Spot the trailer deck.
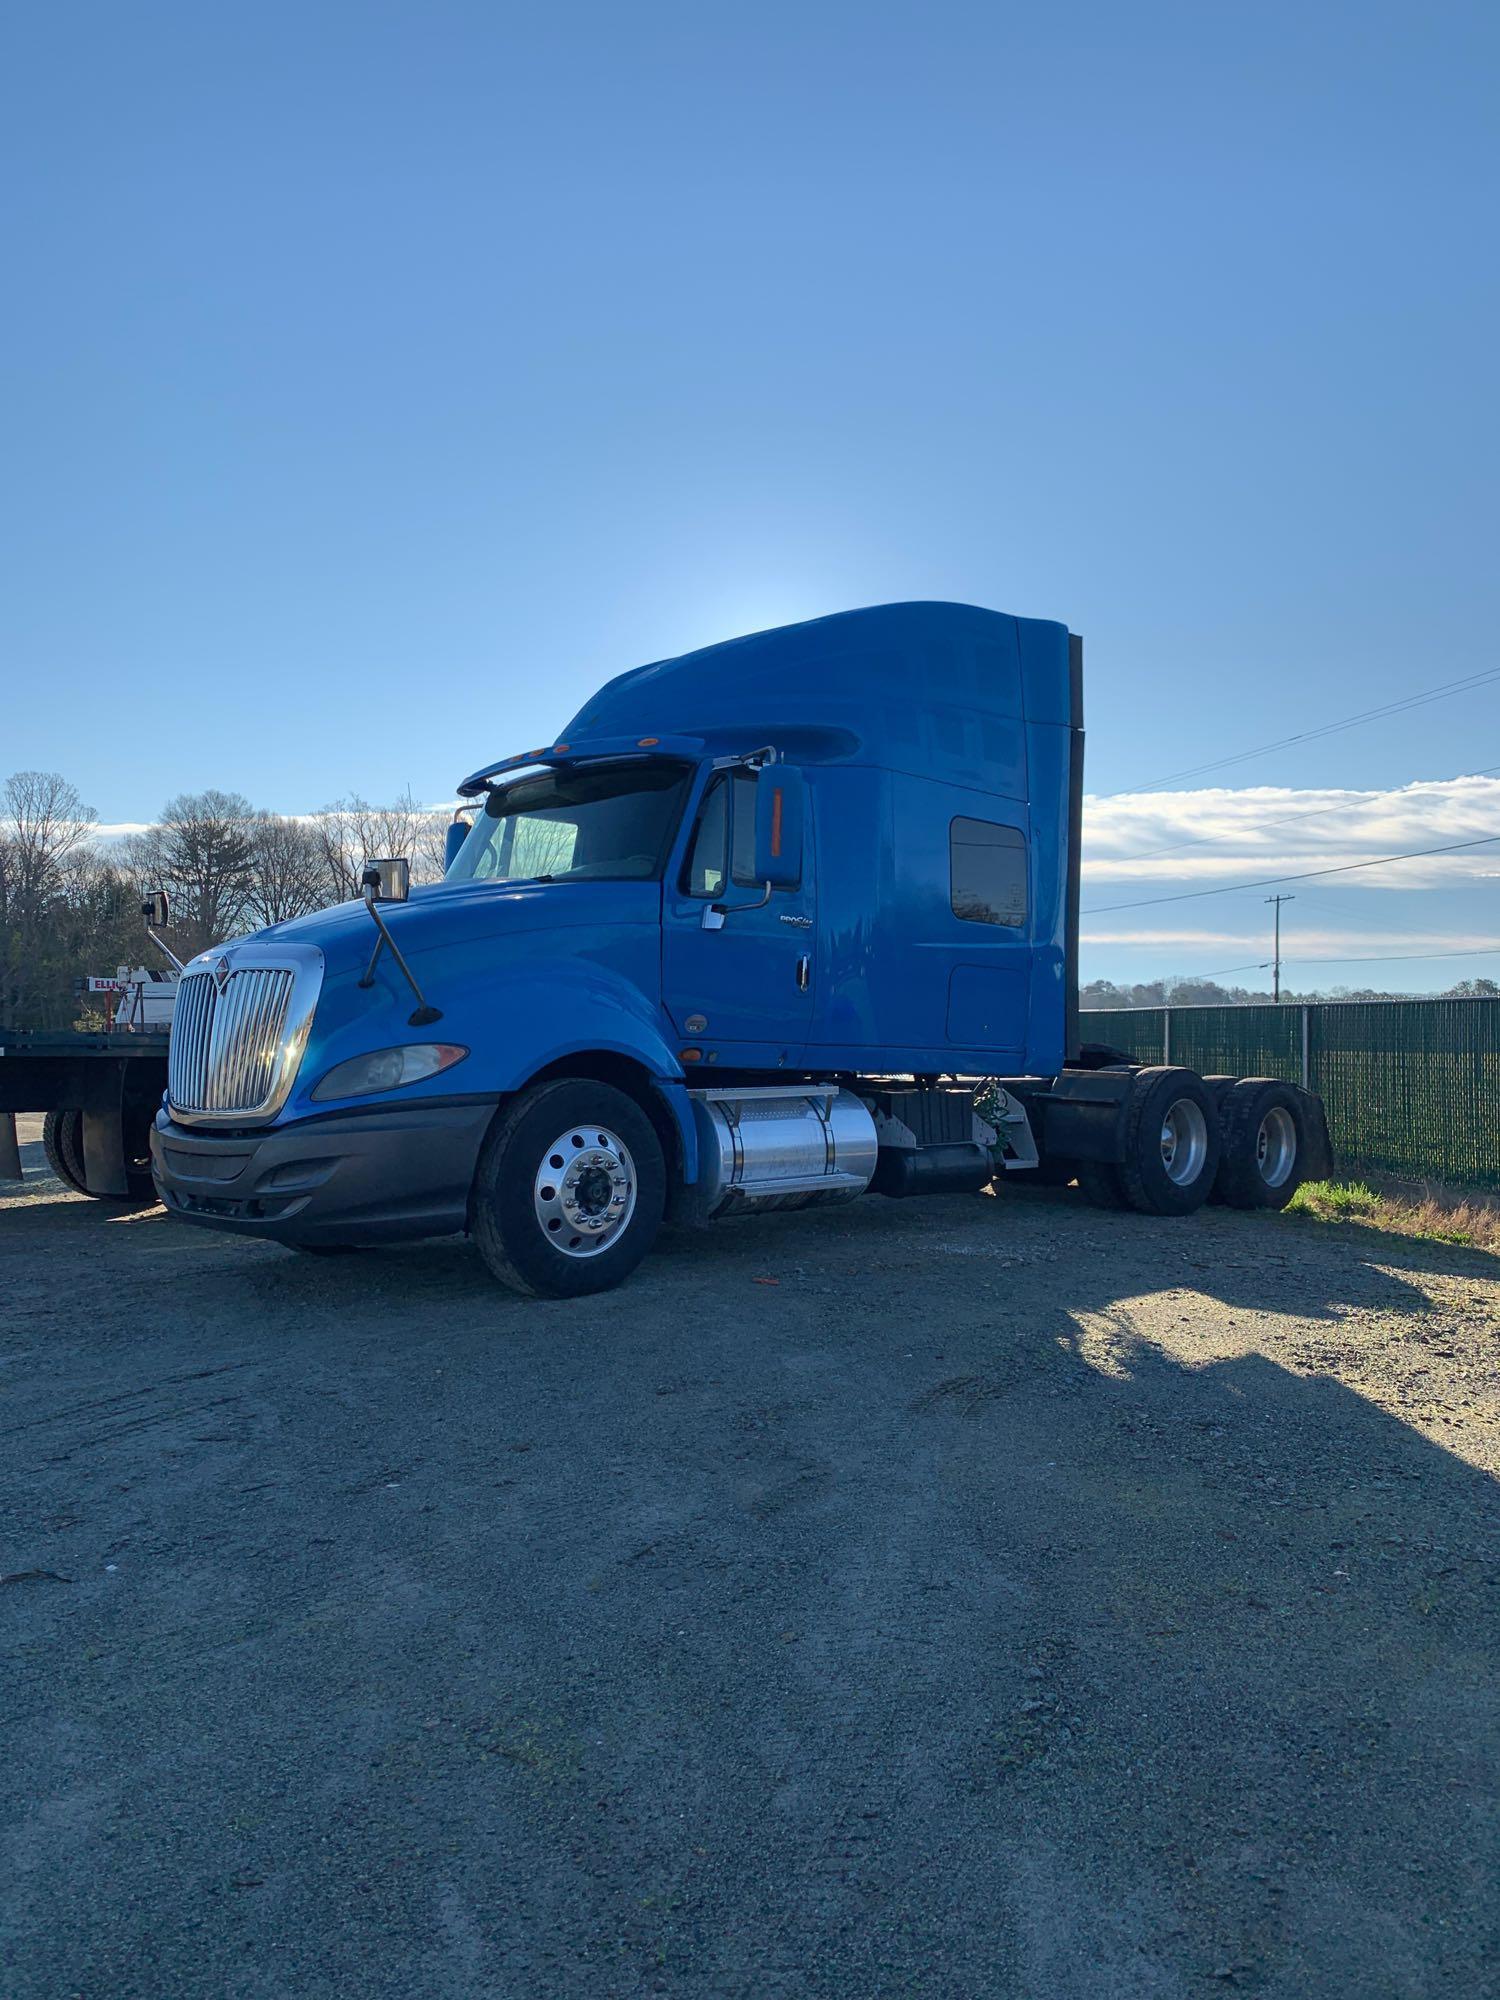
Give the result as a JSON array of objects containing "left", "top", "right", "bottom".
[{"left": 0, "top": 1030, "right": 168, "bottom": 1195}]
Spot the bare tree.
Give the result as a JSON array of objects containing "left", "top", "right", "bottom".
[
  {"left": 246, "top": 812, "right": 326, "bottom": 928},
  {"left": 0, "top": 772, "right": 144, "bottom": 1028},
  {"left": 1, "top": 771, "right": 97, "bottom": 915},
  {"left": 414, "top": 805, "right": 458, "bottom": 883},
  {"left": 313, "top": 791, "right": 450, "bottom": 901},
  {"left": 0, "top": 772, "right": 100, "bottom": 1023},
  {"left": 124, "top": 789, "right": 255, "bottom": 956}
]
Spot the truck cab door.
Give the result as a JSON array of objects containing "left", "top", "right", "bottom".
[{"left": 661, "top": 767, "right": 815, "bottom": 1060}]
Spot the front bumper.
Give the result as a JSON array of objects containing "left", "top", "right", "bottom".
[{"left": 151, "top": 1099, "right": 496, "bottom": 1245}]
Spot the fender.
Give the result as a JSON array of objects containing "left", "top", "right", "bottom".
[
  {"left": 476, "top": 962, "right": 686, "bottom": 1095},
  {"left": 284, "top": 954, "right": 700, "bottom": 1180},
  {"left": 482, "top": 965, "right": 699, "bottom": 1184}
]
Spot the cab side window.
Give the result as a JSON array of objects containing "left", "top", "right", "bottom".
[
  {"left": 951, "top": 817, "right": 1027, "bottom": 927},
  {"left": 683, "top": 771, "right": 760, "bottom": 897}
]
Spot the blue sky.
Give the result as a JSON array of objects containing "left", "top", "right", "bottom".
[{"left": 2, "top": 2, "right": 1497, "bottom": 988}]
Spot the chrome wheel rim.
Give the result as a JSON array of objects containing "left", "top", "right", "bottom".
[
  {"left": 1256, "top": 1106, "right": 1297, "bottom": 1187},
  {"left": 1160, "top": 1098, "right": 1209, "bottom": 1186},
  {"left": 533, "top": 1125, "right": 637, "bottom": 1257}
]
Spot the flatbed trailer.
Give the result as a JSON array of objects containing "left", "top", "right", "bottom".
[{"left": 0, "top": 1030, "right": 167, "bottom": 1199}]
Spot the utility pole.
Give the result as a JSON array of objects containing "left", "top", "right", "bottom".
[{"left": 1266, "top": 894, "right": 1294, "bottom": 1002}]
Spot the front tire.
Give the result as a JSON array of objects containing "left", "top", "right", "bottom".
[{"left": 472, "top": 1078, "right": 665, "bottom": 1299}]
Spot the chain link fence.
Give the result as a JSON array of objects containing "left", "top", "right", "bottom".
[{"left": 1084, "top": 999, "right": 1500, "bottom": 1191}]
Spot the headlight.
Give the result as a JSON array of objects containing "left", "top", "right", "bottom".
[{"left": 310, "top": 1043, "right": 468, "bottom": 1102}]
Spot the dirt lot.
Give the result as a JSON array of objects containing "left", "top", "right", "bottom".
[{"left": 3, "top": 1113, "right": 1499, "bottom": 1999}]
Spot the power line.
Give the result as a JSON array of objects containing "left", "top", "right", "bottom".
[
  {"left": 1293, "top": 888, "right": 1462, "bottom": 947},
  {"left": 1283, "top": 945, "right": 1500, "bottom": 968},
  {"left": 1101, "top": 665, "right": 1500, "bottom": 799},
  {"left": 1082, "top": 830, "right": 1500, "bottom": 916},
  {"left": 1105, "top": 790, "right": 1384, "bottom": 862}
]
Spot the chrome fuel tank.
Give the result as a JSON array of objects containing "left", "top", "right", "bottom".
[{"left": 688, "top": 1086, "right": 878, "bottom": 1218}]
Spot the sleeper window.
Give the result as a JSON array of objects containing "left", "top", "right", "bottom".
[{"left": 950, "top": 818, "right": 1027, "bottom": 927}]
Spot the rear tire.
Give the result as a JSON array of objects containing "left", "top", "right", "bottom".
[
  {"left": 472, "top": 1078, "right": 665, "bottom": 1299},
  {"left": 1199, "top": 1080, "right": 1236, "bottom": 1202},
  {"left": 1116, "top": 1067, "right": 1221, "bottom": 1216},
  {"left": 1215, "top": 1079, "right": 1309, "bottom": 1210}
]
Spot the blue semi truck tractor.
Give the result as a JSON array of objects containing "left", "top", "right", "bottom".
[{"left": 150, "top": 603, "right": 1330, "bottom": 1297}]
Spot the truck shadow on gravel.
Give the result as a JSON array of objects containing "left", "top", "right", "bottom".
[{"left": 5, "top": 1185, "right": 1499, "bottom": 1999}]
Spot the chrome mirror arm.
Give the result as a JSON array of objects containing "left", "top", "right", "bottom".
[
  {"left": 145, "top": 926, "right": 185, "bottom": 974},
  {"left": 357, "top": 872, "right": 442, "bottom": 1025},
  {"left": 701, "top": 882, "right": 772, "bottom": 928}
]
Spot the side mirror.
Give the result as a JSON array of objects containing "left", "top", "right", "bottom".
[
  {"left": 362, "top": 857, "right": 411, "bottom": 903},
  {"left": 141, "top": 891, "right": 169, "bottom": 927},
  {"left": 443, "top": 819, "right": 469, "bottom": 871},
  {"left": 753, "top": 765, "right": 805, "bottom": 889}
]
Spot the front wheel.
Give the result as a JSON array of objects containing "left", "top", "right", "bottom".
[{"left": 472, "top": 1079, "right": 665, "bottom": 1299}]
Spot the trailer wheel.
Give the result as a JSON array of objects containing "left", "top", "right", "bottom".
[
  {"left": 1215, "top": 1079, "right": 1309, "bottom": 1210},
  {"left": 472, "top": 1078, "right": 665, "bottom": 1299},
  {"left": 1116, "top": 1067, "right": 1221, "bottom": 1217},
  {"left": 43, "top": 1109, "right": 89, "bottom": 1195},
  {"left": 42, "top": 1106, "right": 156, "bottom": 1203}
]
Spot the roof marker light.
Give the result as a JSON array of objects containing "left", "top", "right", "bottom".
[{"left": 638, "top": 736, "right": 660, "bottom": 747}]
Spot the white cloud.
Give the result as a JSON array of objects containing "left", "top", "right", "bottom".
[
  {"left": 1082, "top": 927, "right": 1496, "bottom": 947},
  {"left": 1082, "top": 775, "right": 1500, "bottom": 893}
]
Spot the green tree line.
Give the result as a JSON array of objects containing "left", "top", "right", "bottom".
[{"left": 1081, "top": 974, "right": 1497, "bottom": 1011}]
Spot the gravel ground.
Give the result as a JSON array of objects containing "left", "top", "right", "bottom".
[{"left": 3, "top": 1112, "right": 1499, "bottom": 1999}]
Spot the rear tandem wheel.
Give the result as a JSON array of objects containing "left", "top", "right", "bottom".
[{"left": 1076, "top": 1067, "right": 1221, "bottom": 1217}]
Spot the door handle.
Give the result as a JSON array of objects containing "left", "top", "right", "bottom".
[{"left": 796, "top": 954, "right": 811, "bottom": 992}]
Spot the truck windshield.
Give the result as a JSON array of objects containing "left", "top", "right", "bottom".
[{"left": 446, "top": 759, "right": 692, "bottom": 885}]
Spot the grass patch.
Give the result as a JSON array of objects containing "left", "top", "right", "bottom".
[{"left": 1289, "top": 1177, "right": 1500, "bottom": 1252}]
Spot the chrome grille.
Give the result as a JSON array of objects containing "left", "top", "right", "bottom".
[{"left": 169, "top": 966, "right": 297, "bottom": 1117}]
